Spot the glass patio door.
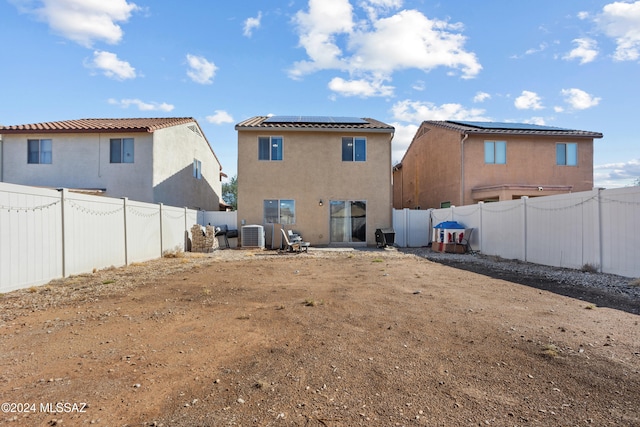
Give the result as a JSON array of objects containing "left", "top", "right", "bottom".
[{"left": 329, "top": 201, "right": 366, "bottom": 243}]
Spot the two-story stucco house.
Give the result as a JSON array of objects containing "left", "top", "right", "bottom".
[
  {"left": 0, "top": 117, "right": 224, "bottom": 210},
  {"left": 393, "top": 120, "right": 603, "bottom": 209},
  {"left": 235, "top": 116, "right": 395, "bottom": 246}
]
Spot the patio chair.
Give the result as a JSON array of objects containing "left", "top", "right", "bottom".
[{"left": 281, "top": 228, "right": 309, "bottom": 253}]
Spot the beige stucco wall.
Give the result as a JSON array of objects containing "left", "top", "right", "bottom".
[
  {"left": 1, "top": 132, "right": 154, "bottom": 202},
  {"left": 152, "top": 124, "right": 222, "bottom": 210},
  {"left": 393, "top": 124, "right": 595, "bottom": 209},
  {"left": 237, "top": 129, "right": 393, "bottom": 246}
]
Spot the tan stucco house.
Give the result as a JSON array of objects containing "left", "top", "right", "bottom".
[
  {"left": 393, "top": 120, "right": 603, "bottom": 209},
  {"left": 235, "top": 115, "right": 395, "bottom": 246},
  {"left": 0, "top": 117, "right": 224, "bottom": 210}
]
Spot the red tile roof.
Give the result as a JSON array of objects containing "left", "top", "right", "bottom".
[{"left": 0, "top": 118, "right": 196, "bottom": 134}]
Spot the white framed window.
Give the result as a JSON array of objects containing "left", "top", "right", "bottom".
[
  {"left": 484, "top": 141, "right": 506, "bottom": 164},
  {"left": 342, "top": 137, "right": 366, "bottom": 162},
  {"left": 27, "top": 139, "right": 52, "bottom": 164},
  {"left": 556, "top": 143, "right": 577, "bottom": 166},
  {"left": 110, "top": 138, "right": 134, "bottom": 163},
  {"left": 264, "top": 199, "right": 295, "bottom": 224},
  {"left": 193, "top": 159, "right": 202, "bottom": 179},
  {"left": 258, "top": 136, "right": 283, "bottom": 161}
]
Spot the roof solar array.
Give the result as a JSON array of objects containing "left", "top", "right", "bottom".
[
  {"left": 264, "top": 116, "right": 368, "bottom": 124},
  {"left": 449, "top": 120, "right": 572, "bottom": 132}
]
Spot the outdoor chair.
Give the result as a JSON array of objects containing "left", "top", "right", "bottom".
[
  {"left": 287, "top": 229, "right": 302, "bottom": 243},
  {"left": 281, "top": 228, "right": 309, "bottom": 253}
]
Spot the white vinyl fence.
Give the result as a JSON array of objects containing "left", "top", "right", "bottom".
[
  {"left": 1, "top": 182, "right": 197, "bottom": 292},
  {"left": 394, "top": 187, "right": 640, "bottom": 278}
]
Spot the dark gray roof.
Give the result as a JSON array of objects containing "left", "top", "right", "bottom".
[
  {"left": 236, "top": 116, "right": 394, "bottom": 133},
  {"left": 426, "top": 120, "right": 603, "bottom": 138}
]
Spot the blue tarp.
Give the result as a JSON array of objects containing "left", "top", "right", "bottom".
[{"left": 434, "top": 221, "right": 465, "bottom": 229}]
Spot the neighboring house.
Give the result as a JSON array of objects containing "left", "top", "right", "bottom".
[
  {"left": 235, "top": 115, "right": 395, "bottom": 246},
  {"left": 0, "top": 117, "right": 224, "bottom": 210},
  {"left": 393, "top": 121, "right": 603, "bottom": 209}
]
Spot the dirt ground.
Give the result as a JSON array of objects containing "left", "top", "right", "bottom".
[{"left": 1, "top": 248, "right": 639, "bottom": 427}]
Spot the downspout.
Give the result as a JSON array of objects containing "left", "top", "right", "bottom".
[{"left": 460, "top": 133, "right": 469, "bottom": 206}]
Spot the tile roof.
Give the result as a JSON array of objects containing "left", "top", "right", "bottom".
[
  {"left": 0, "top": 118, "right": 197, "bottom": 134},
  {"left": 235, "top": 116, "right": 395, "bottom": 133},
  {"left": 426, "top": 120, "right": 603, "bottom": 138}
]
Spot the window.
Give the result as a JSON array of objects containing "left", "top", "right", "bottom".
[
  {"left": 110, "top": 138, "right": 134, "bottom": 163},
  {"left": 342, "top": 137, "right": 366, "bottom": 162},
  {"left": 193, "top": 159, "right": 202, "bottom": 179},
  {"left": 440, "top": 201, "right": 451, "bottom": 209},
  {"left": 264, "top": 199, "right": 295, "bottom": 224},
  {"left": 27, "top": 139, "right": 52, "bottom": 164},
  {"left": 258, "top": 136, "right": 283, "bottom": 161},
  {"left": 484, "top": 141, "right": 506, "bottom": 164},
  {"left": 556, "top": 143, "right": 577, "bottom": 166}
]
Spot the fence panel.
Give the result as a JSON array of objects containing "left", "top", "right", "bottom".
[
  {"left": 392, "top": 209, "right": 431, "bottom": 247},
  {"left": 600, "top": 187, "right": 640, "bottom": 277},
  {"left": 526, "top": 191, "right": 599, "bottom": 270},
  {"left": 161, "top": 206, "right": 190, "bottom": 253},
  {"left": 480, "top": 200, "right": 525, "bottom": 260},
  {"left": 126, "top": 200, "right": 162, "bottom": 263},
  {"left": 0, "top": 183, "right": 63, "bottom": 292},
  {"left": 62, "top": 190, "right": 126, "bottom": 276}
]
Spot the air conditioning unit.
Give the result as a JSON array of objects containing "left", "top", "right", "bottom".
[{"left": 241, "top": 225, "right": 265, "bottom": 248}]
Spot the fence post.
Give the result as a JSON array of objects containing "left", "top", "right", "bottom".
[
  {"left": 597, "top": 188, "right": 603, "bottom": 273},
  {"left": 59, "top": 188, "right": 68, "bottom": 278},
  {"left": 522, "top": 196, "right": 528, "bottom": 262},
  {"left": 122, "top": 197, "right": 128, "bottom": 266},
  {"left": 478, "top": 201, "right": 484, "bottom": 253},
  {"left": 159, "top": 203, "right": 164, "bottom": 257}
]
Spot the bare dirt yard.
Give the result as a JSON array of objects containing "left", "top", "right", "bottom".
[{"left": 1, "top": 248, "right": 639, "bottom": 427}]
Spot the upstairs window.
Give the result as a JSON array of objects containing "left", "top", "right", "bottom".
[
  {"left": 258, "top": 136, "right": 283, "bottom": 161},
  {"left": 193, "top": 159, "right": 202, "bottom": 179},
  {"left": 342, "top": 137, "right": 366, "bottom": 162},
  {"left": 556, "top": 143, "right": 577, "bottom": 166},
  {"left": 110, "top": 138, "right": 134, "bottom": 163},
  {"left": 27, "top": 139, "right": 52, "bottom": 164},
  {"left": 484, "top": 141, "right": 506, "bottom": 164}
]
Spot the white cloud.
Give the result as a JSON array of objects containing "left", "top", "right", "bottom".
[
  {"left": 596, "top": 1, "right": 640, "bottom": 61},
  {"left": 328, "top": 76, "right": 394, "bottom": 97},
  {"left": 186, "top": 54, "right": 217, "bottom": 84},
  {"left": 473, "top": 91, "right": 491, "bottom": 103},
  {"left": 514, "top": 90, "right": 544, "bottom": 110},
  {"left": 15, "top": 0, "right": 139, "bottom": 47},
  {"left": 391, "top": 99, "right": 489, "bottom": 123},
  {"left": 563, "top": 38, "right": 598, "bottom": 64},
  {"left": 390, "top": 122, "right": 418, "bottom": 164},
  {"left": 561, "top": 88, "right": 601, "bottom": 110},
  {"left": 290, "top": 1, "right": 481, "bottom": 97},
  {"left": 206, "top": 110, "right": 234, "bottom": 125},
  {"left": 594, "top": 159, "right": 640, "bottom": 188},
  {"left": 108, "top": 98, "right": 174, "bottom": 112},
  {"left": 289, "top": 0, "right": 354, "bottom": 79},
  {"left": 243, "top": 11, "right": 262, "bottom": 37},
  {"left": 88, "top": 50, "right": 136, "bottom": 80}
]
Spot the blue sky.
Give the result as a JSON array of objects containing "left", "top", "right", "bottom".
[{"left": 2, "top": 0, "right": 640, "bottom": 188}]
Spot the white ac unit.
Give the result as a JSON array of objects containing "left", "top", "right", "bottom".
[{"left": 241, "top": 225, "right": 265, "bottom": 248}]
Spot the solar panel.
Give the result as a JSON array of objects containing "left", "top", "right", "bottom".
[
  {"left": 264, "top": 116, "right": 368, "bottom": 124},
  {"left": 450, "top": 121, "right": 572, "bottom": 132}
]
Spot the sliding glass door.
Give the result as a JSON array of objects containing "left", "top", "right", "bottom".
[{"left": 330, "top": 201, "right": 366, "bottom": 243}]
